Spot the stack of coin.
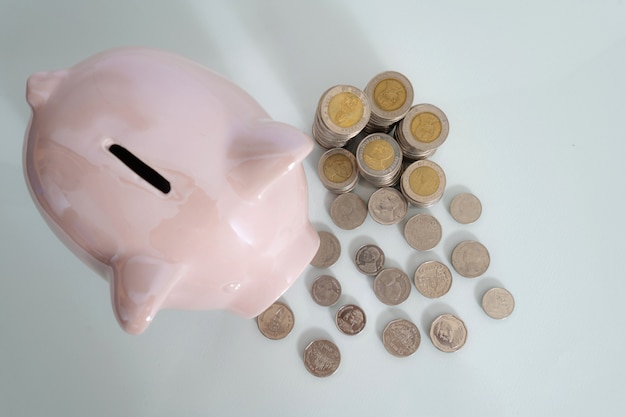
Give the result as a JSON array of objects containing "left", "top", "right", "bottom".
[
  {"left": 363, "top": 71, "right": 414, "bottom": 133},
  {"left": 355, "top": 133, "right": 403, "bottom": 187},
  {"left": 400, "top": 159, "right": 446, "bottom": 207},
  {"left": 312, "top": 85, "right": 371, "bottom": 148},
  {"left": 395, "top": 104, "right": 449, "bottom": 160},
  {"left": 317, "top": 148, "right": 359, "bottom": 193}
]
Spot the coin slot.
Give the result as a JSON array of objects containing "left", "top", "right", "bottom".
[{"left": 108, "top": 144, "right": 171, "bottom": 194}]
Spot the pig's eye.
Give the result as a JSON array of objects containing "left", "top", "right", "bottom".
[{"left": 108, "top": 144, "right": 171, "bottom": 194}]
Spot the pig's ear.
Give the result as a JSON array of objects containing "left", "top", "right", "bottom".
[
  {"left": 227, "top": 120, "right": 314, "bottom": 200},
  {"left": 26, "top": 70, "right": 67, "bottom": 109},
  {"left": 110, "top": 255, "right": 183, "bottom": 335}
]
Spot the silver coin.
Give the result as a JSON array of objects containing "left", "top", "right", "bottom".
[
  {"left": 382, "top": 318, "right": 421, "bottom": 357},
  {"left": 413, "top": 260, "right": 452, "bottom": 298},
  {"left": 330, "top": 192, "right": 368, "bottom": 230},
  {"left": 482, "top": 287, "right": 515, "bottom": 319},
  {"left": 256, "top": 301, "right": 295, "bottom": 340},
  {"left": 317, "top": 147, "right": 359, "bottom": 194},
  {"left": 311, "top": 275, "right": 342, "bottom": 307},
  {"left": 303, "top": 339, "right": 341, "bottom": 377},
  {"left": 354, "top": 244, "right": 385, "bottom": 275},
  {"left": 368, "top": 187, "right": 408, "bottom": 225},
  {"left": 450, "top": 240, "right": 490, "bottom": 278},
  {"left": 429, "top": 314, "right": 467, "bottom": 353},
  {"left": 400, "top": 160, "right": 446, "bottom": 208},
  {"left": 403, "top": 213, "right": 442, "bottom": 251},
  {"left": 310, "top": 231, "right": 341, "bottom": 268},
  {"left": 449, "top": 192, "right": 482, "bottom": 224},
  {"left": 335, "top": 304, "right": 366, "bottom": 335},
  {"left": 373, "top": 267, "right": 412, "bottom": 305}
]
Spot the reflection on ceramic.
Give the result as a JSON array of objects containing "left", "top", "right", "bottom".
[{"left": 23, "top": 47, "right": 319, "bottom": 334}]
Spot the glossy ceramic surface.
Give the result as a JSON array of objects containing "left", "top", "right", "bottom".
[{"left": 23, "top": 47, "right": 320, "bottom": 334}]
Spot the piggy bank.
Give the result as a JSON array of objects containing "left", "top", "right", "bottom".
[{"left": 23, "top": 47, "right": 320, "bottom": 334}]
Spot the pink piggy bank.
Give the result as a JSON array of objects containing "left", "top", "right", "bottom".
[{"left": 23, "top": 47, "right": 320, "bottom": 334}]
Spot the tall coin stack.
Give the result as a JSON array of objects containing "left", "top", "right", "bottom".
[
  {"left": 355, "top": 133, "right": 403, "bottom": 187},
  {"left": 312, "top": 85, "right": 371, "bottom": 149},
  {"left": 395, "top": 103, "right": 449, "bottom": 160},
  {"left": 364, "top": 71, "right": 414, "bottom": 133}
]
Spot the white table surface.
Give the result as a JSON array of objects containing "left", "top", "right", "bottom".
[{"left": 1, "top": 1, "right": 625, "bottom": 416}]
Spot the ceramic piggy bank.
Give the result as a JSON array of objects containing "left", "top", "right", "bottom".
[{"left": 23, "top": 47, "right": 320, "bottom": 334}]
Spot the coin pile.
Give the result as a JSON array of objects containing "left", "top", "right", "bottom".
[
  {"left": 363, "top": 71, "right": 414, "bottom": 133},
  {"left": 313, "top": 71, "right": 449, "bottom": 205},
  {"left": 254, "top": 70, "right": 515, "bottom": 377},
  {"left": 312, "top": 85, "right": 371, "bottom": 148}
]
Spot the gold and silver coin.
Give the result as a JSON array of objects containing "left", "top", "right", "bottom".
[
  {"left": 400, "top": 159, "right": 446, "bottom": 207},
  {"left": 310, "top": 275, "right": 342, "bottom": 307},
  {"left": 364, "top": 71, "right": 414, "bottom": 133},
  {"left": 355, "top": 133, "right": 403, "bottom": 187},
  {"left": 367, "top": 187, "right": 408, "bottom": 225},
  {"left": 449, "top": 192, "right": 482, "bottom": 224},
  {"left": 429, "top": 313, "right": 467, "bottom": 352},
  {"left": 373, "top": 267, "right": 412, "bottom": 305},
  {"left": 382, "top": 318, "right": 421, "bottom": 357},
  {"left": 450, "top": 240, "right": 490, "bottom": 278},
  {"left": 257, "top": 301, "right": 295, "bottom": 340},
  {"left": 312, "top": 85, "right": 371, "bottom": 148},
  {"left": 329, "top": 192, "right": 368, "bottom": 230},
  {"left": 317, "top": 147, "right": 359, "bottom": 193},
  {"left": 403, "top": 213, "right": 442, "bottom": 251},
  {"left": 335, "top": 304, "right": 366, "bottom": 335},
  {"left": 354, "top": 244, "right": 385, "bottom": 276},
  {"left": 414, "top": 260, "right": 452, "bottom": 298},
  {"left": 303, "top": 339, "right": 341, "bottom": 377},
  {"left": 310, "top": 230, "right": 341, "bottom": 268},
  {"left": 395, "top": 103, "right": 449, "bottom": 160},
  {"left": 481, "top": 287, "right": 515, "bottom": 319}
]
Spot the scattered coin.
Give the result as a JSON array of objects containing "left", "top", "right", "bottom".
[
  {"left": 364, "top": 71, "right": 414, "bottom": 133},
  {"left": 450, "top": 240, "right": 490, "bottom": 278},
  {"left": 317, "top": 147, "right": 359, "bottom": 194},
  {"left": 355, "top": 133, "right": 403, "bottom": 187},
  {"left": 429, "top": 313, "right": 467, "bottom": 352},
  {"left": 395, "top": 103, "right": 449, "bottom": 160},
  {"left": 367, "top": 187, "right": 408, "bottom": 225},
  {"left": 400, "top": 159, "right": 446, "bottom": 207},
  {"left": 330, "top": 192, "right": 368, "bottom": 230},
  {"left": 310, "top": 231, "right": 341, "bottom": 268},
  {"left": 413, "top": 260, "right": 452, "bottom": 298},
  {"left": 335, "top": 304, "right": 366, "bottom": 335},
  {"left": 373, "top": 268, "right": 412, "bottom": 305},
  {"left": 403, "top": 213, "right": 442, "bottom": 251},
  {"left": 303, "top": 339, "right": 341, "bottom": 377},
  {"left": 382, "top": 318, "right": 421, "bottom": 357},
  {"left": 311, "top": 275, "right": 342, "bottom": 307},
  {"left": 354, "top": 244, "right": 385, "bottom": 275},
  {"left": 257, "top": 301, "right": 295, "bottom": 340},
  {"left": 482, "top": 287, "right": 515, "bottom": 319},
  {"left": 449, "top": 192, "right": 482, "bottom": 224}
]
